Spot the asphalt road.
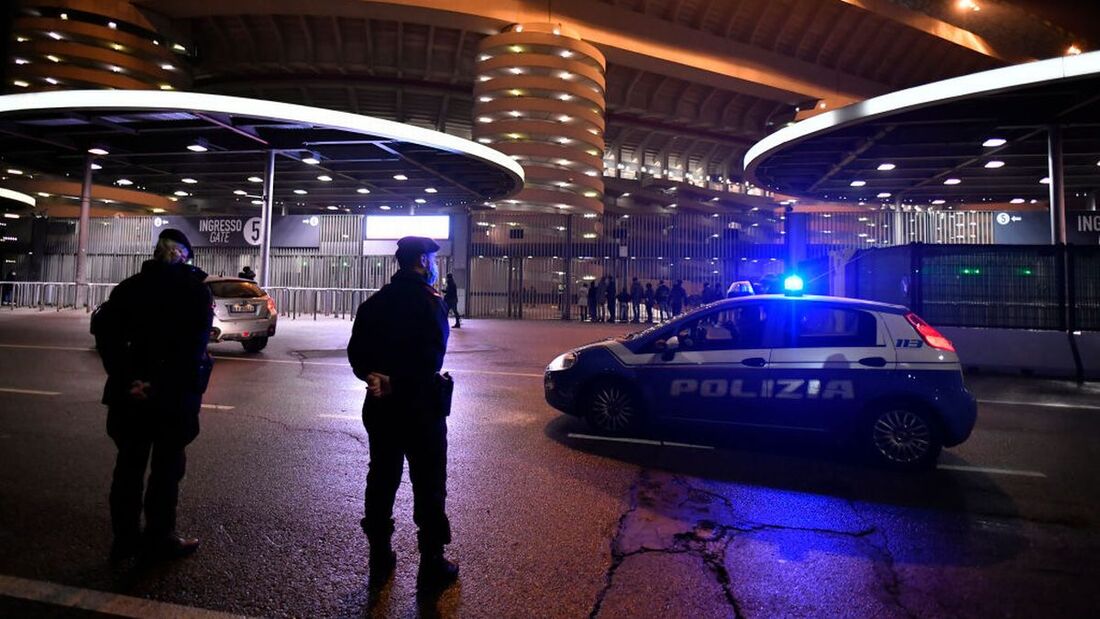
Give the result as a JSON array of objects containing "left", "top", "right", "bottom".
[{"left": 0, "top": 309, "right": 1098, "bottom": 618}]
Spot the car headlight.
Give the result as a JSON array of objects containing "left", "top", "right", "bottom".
[{"left": 546, "top": 351, "right": 577, "bottom": 372}]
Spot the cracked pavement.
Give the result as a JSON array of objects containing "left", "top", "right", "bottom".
[{"left": 1, "top": 311, "right": 1099, "bottom": 617}]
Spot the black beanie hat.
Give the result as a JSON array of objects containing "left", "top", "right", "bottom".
[{"left": 158, "top": 228, "right": 194, "bottom": 258}]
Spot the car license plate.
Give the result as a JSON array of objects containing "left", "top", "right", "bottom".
[{"left": 229, "top": 303, "right": 255, "bottom": 314}]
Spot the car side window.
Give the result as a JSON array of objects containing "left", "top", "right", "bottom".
[
  {"left": 783, "top": 306, "right": 877, "bottom": 348},
  {"left": 673, "top": 303, "right": 770, "bottom": 351}
]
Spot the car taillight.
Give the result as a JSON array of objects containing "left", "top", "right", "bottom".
[
  {"left": 266, "top": 297, "right": 276, "bottom": 314},
  {"left": 905, "top": 312, "right": 955, "bottom": 352}
]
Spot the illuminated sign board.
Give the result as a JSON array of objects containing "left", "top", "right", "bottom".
[
  {"left": 151, "top": 216, "right": 321, "bottom": 248},
  {"left": 364, "top": 215, "right": 450, "bottom": 240}
]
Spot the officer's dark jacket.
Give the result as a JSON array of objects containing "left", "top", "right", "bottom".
[
  {"left": 347, "top": 269, "right": 449, "bottom": 397},
  {"left": 95, "top": 259, "right": 214, "bottom": 406}
]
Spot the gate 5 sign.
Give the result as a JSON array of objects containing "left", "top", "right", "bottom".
[{"left": 152, "top": 216, "right": 320, "bottom": 248}]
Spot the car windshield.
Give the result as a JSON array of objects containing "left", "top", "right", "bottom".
[
  {"left": 623, "top": 302, "right": 721, "bottom": 340},
  {"left": 208, "top": 281, "right": 265, "bottom": 299}
]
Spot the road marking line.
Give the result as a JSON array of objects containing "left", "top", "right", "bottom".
[
  {"left": 318, "top": 414, "right": 359, "bottom": 420},
  {"left": 567, "top": 433, "right": 712, "bottom": 449},
  {"left": 0, "top": 343, "right": 92, "bottom": 352},
  {"left": 978, "top": 399, "right": 1100, "bottom": 411},
  {"left": 0, "top": 344, "right": 547, "bottom": 379},
  {"left": 937, "top": 464, "right": 1047, "bottom": 478},
  {"left": 201, "top": 404, "right": 235, "bottom": 411},
  {"left": 0, "top": 387, "right": 60, "bottom": 396},
  {"left": 0, "top": 574, "right": 249, "bottom": 618}
]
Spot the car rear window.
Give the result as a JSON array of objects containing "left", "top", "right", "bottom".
[{"left": 208, "top": 281, "right": 265, "bottom": 299}]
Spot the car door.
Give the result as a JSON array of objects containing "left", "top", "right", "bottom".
[
  {"left": 634, "top": 301, "right": 776, "bottom": 427},
  {"left": 766, "top": 302, "right": 896, "bottom": 431}
]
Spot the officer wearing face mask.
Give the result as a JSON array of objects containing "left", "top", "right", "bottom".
[
  {"left": 346, "top": 236, "right": 457, "bottom": 591},
  {"left": 94, "top": 228, "right": 213, "bottom": 561}
]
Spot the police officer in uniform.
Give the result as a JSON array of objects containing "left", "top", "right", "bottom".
[
  {"left": 347, "top": 236, "right": 458, "bottom": 590},
  {"left": 94, "top": 228, "right": 213, "bottom": 561}
]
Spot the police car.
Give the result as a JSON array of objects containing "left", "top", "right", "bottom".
[{"left": 544, "top": 283, "right": 976, "bottom": 470}]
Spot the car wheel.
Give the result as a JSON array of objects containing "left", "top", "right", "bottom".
[
  {"left": 241, "top": 337, "right": 268, "bottom": 353},
  {"left": 865, "top": 405, "right": 942, "bottom": 471},
  {"left": 582, "top": 380, "right": 642, "bottom": 435}
]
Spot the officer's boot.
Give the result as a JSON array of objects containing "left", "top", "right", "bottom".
[
  {"left": 368, "top": 538, "right": 397, "bottom": 587},
  {"left": 417, "top": 551, "right": 459, "bottom": 591}
]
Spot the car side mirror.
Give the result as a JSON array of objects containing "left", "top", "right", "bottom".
[{"left": 660, "top": 335, "right": 679, "bottom": 361}]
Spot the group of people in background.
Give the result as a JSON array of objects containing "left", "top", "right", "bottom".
[{"left": 581, "top": 276, "right": 733, "bottom": 324}]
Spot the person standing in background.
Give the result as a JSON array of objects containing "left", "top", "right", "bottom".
[
  {"left": 644, "top": 282, "right": 655, "bottom": 323},
  {"left": 629, "top": 277, "right": 643, "bottom": 323},
  {"left": 605, "top": 275, "right": 617, "bottom": 324},
  {"left": 443, "top": 273, "right": 461, "bottom": 329}
]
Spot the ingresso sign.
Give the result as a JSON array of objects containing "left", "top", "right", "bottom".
[
  {"left": 151, "top": 216, "right": 321, "bottom": 248},
  {"left": 1070, "top": 211, "right": 1100, "bottom": 245}
]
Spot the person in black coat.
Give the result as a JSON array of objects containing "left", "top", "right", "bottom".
[
  {"left": 605, "top": 275, "right": 617, "bottom": 323},
  {"left": 443, "top": 273, "right": 461, "bottom": 328},
  {"left": 237, "top": 266, "right": 255, "bottom": 280},
  {"left": 586, "top": 280, "right": 599, "bottom": 322},
  {"left": 94, "top": 228, "right": 213, "bottom": 561},
  {"left": 347, "top": 236, "right": 458, "bottom": 591}
]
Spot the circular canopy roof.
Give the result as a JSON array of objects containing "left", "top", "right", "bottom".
[
  {"left": 744, "top": 52, "right": 1100, "bottom": 208},
  {"left": 0, "top": 90, "right": 524, "bottom": 214}
]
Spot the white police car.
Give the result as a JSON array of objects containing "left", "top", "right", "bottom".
[{"left": 545, "top": 289, "right": 977, "bottom": 470}]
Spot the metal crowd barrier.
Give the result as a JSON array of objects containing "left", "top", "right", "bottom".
[
  {"left": 264, "top": 287, "right": 378, "bottom": 321},
  {"left": 0, "top": 281, "right": 115, "bottom": 312}
]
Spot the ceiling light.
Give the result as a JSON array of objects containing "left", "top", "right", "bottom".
[
  {"left": 425, "top": 187, "right": 437, "bottom": 193},
  {"left": 509, "top": 67, "right": 523, "bottom": 74},
  {"left": 932, "top": 199, "right": 946, "bottom": 205},
  {"left": 251, "top": 200, "right": 263, "bottom": 205},
  {"left": 159, "top": 84, "right": 174, "bottom": 90},
  {"left": 109, "top": 65, "right": 123, "bottom": 73},
  {"left": 414, "top": 198, "right": 426, "bottom": 204},
  {"left": 302, "top": 155, "right": 320, "bottom": 165},
  {"left": 181, "top": 177, "right": 197, "bottom": 184},
  {"left": 982, "top": 138, "right": 1006, "bottom": 147},
  {"left": 1010, "top": 198, "right": 1025, "bottom": 204},
  {"left": 379, "top": 205, "right": 391, "bottom": 210},
  {"left": 559, "top": 72, "right": 573, "bottom": 80},
  {"left": 478, "top": 96, "right": 492, "bottom": 102},
  {"left": 1040, "top": 177, "right": 1051, "bottom": 184},
  {"left": 293, "top": 189, "right": 307, "bottom": 195},
  {"left": 48, "top": 32, "right": 63, "bottom": 40},
  {"left": 850, "top": 180, "right": 866, "bottom": 187},
  {"left": 88, "top": 147, "right": 109, "bottom": 156},
  {"left": 326, "top": 205, "right": 339, "bottom": 211},
  {"left": 90, "top": 163, "right": 102, "bottom": 170},
  {"left": 477, "top": 116, "right": 493, "bottom": 123},
  {"left": 559, "top": 50, "right": 574, "bottom": 58},
  {"left": 1067, "top": 45, "right": 1082, "bottom": 56},
  {"left": 478, "top": 54, "right": 491, "bottom": 61},
  {"left": 478, "top": 76, "right": 491, "bottom": 82},
  {"left": 317, "top": 175, "right": 332, "bottom": 181},
  {"left": 14, "top": 58, "right": 29, "bottom": 65},
  {"left": 115, "top": 179, "right": 133, "bottom": 186},
  {"left": 151, "top": 208, "right": 165, "bottom": 214},
  {"left": 161, "top": 63, "right": 175, "bottom": 71},
  {"left": 509, "top": 110, "right": 522, "bottom": 117},
  {"left": 558, "top": 115, "right": 572, "bottom": 122},
  {"left": 943, "top": 178, "right": 961, "bottom": 185},
  {"left": 187, "top": 143, "right": 208, "bottom": 152},
  {"left": 108, "top": 21, "right": 117, "bottom": 29},
  {"left": 6, "top": 169, "right": 22, "bottom": 175},
  {"left": 509, "top": 89, "right": 523, "bottom": 96},
  {"left": 46, "top": 55, "right": 61, "bottom": 63},
  {"left": 393, "top": 174, "right": 408, "bottom": 181},
  {"left": 172, "top": 43, "right": 186, "bottom": 52},
  {"left": 509, "top": 45, "right": 523, "bottom": 53},
  {"left": 110, "top": 44, "right": 124, "bottom": 51},
  {"left": 558, "top": 94, "right": 572, "bottom": 101},
  {"left": 233, "top": 190, "right": 247, "bottom": 195},
  {"left": 477, "top": 137, "right": 492, "bottom": 143},
  {"left": 248, "top": 176, "right": 263, "bottom": 183},
  {"left": 45, "top": 77, "right": 59, "bottom": 85},
  {"left": 12, "top": 80, "right": 29, "bottom": 88},
  {"left": 173, "top": 190, "right": 189, "bottom": 196},
  {"left": 877, "top": 163, "right": 896, "bottom": 171},
  {"left": 356, "top": 188, "right": 370, "bottom": 194},
  {"left": 877, "top": 192, "right": 892, "bottom": 198},
  {"left": 984, "top": 160, "right": 1005, "bottom": 168}
]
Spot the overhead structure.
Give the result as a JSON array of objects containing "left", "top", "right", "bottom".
[
  {"left": 745, "top": 51, "right": 1100, "bottom": 243},
  {"left": 473, "top": 23, "right": 606, "bottom": 214},
  {"left": 0, "top": 89, "right": 524, "bottom": 297},
  {"left": 9, "top": 0, "right": 192, "bottom": 92}
]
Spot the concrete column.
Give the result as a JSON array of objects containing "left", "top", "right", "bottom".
[
  {"left": 1048, "top": 125, "right": 1067, "bottom": 244},
  {"left": 75, "top": 154, "right": 93, "bottom": 307},
  {"left": 784, "top": 207, "right": 808, "bottom": 271},
  {"left": 451, "top": 208, "right": 470, "bottom": 315},
  {"left": 259, "top": 150, "right": 276, "bottom": 287}
]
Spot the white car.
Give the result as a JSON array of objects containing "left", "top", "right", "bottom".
[{"left": 207, "top": 277, "right": 277, "bottom": 353}]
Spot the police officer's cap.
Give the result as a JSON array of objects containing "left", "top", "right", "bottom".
[
  {"left": 158, "top": 228, "right": 193, "bottom": 258},
  {"left": 395, "top": 236, "right": 440, "bottom": 256}
]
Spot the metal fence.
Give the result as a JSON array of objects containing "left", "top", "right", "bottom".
[
  {"left": 0, "top": 281, "right": 115, "bottom": 311},
  {"left": 848, "top": 243, "right": 1100, "bottom": 331}
]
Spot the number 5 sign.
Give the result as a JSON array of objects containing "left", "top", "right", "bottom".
[{"left": 243, "top": 217, "right": 263, "bottom": 246}]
